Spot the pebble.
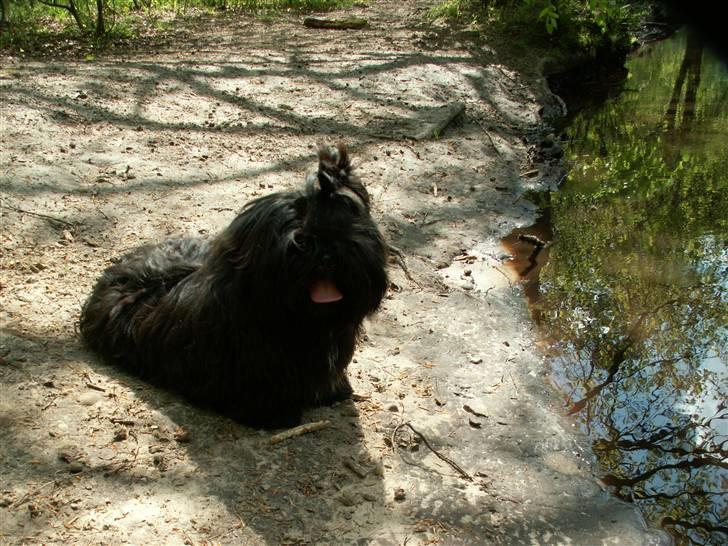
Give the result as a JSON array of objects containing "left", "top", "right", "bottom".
[
  {"left": 78, "top": 391, "right": 101, "bottom": 406},
  {"left": 173, "top": 426, "right": 191, "bottom": 443},
  {"left": 338, "top": 490, "right": 359, "bottom": 507}
]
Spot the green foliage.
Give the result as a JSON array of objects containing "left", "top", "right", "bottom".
[
  {"left": 0, "top": 0, "right": 353, "bottom": 50},
  {"left": 231, "top": 0, "right": 354, "bottom": 11},
  {"left": 427, "top": 0, "right": 481, "bottom": 22},
  {"left": 429, "top": 0, "right": 643, "bottom": 57}
]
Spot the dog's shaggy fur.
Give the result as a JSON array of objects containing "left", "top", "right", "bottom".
[{"left": 79, "top": 144, "right": 388, "bottom": 429}]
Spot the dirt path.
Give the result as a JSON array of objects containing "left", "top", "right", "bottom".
[{"left": 1, "top": 2, "right": 664, "bottom": 544}]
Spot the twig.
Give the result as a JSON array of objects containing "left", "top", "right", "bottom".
[
  {"left": 471, "top": 116, "right": 503, "bottom": 157},
  {"left": 483, "top": 128, "right": 502, "bottom": 157},
  {"left": 182, "top": 530, "right": 196, "bottom": 546},
  {"left": 507, "top": 371, "right": 519, "bottom": 395},
  {"left": 493, "top": 265, "right": 513, "bottom": 287},
  {"left": 11, "top": 480, "right": 57, "bottom": 508},
  {"left": 0, "top": 198, "right": 75, "bottom": 228},
  {"left": 270, "top": 420, "right": 331, "bottom": 445},
  {"left": 42, "top": 394, "right": 61, "bottom": 411},
  {"left": 388, "top": 244, "right": 419, "bottom": 287},
  {"left": 392, "top": 422, "right": 472, "bottom": 481},
  {"left": 109, "top": 418, "right": 135, "bottom": 426}
]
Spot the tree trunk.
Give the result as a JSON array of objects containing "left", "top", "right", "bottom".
[
  {"left": 95, "top": 0, "right": 106, "bottom": 37},
  {"left": 664, "top": 32, "right": 704, "bottom": 130},
  {"left": 64, "top": 0, "right": 84, "bottom": 31},
  {"left": 1, "top": 0, "right": 11, "bottom": 26},
  {"left": 681, "top": 34, "right": 704, "bottom": 126}
]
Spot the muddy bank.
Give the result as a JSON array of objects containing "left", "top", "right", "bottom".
[{"left": 1, "top": 1, "right": 664, "bottom": 543}]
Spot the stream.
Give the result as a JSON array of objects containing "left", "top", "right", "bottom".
[{"left": 511, "top": 30, "right": 727, "bottom": 545}]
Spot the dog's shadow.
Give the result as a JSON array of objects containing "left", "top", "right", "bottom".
[{"left": 85, "top": 356, "right": 387, "bottom": 544}]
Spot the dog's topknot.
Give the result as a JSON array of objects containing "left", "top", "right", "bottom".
[
  {"left": 317, "top": 143, "right": 352, "bottom": 192},
  {"left": 316, "top": 143, "right": 369, "bottom": 208}
]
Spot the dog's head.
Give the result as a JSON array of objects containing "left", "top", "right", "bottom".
[
  {"left": 291, "top": 143, "right": 388, "bottom": 322},
  {"left": 214, "top": 144, "right": 388, "bottom": 325}
]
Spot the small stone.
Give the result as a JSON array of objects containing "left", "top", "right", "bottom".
[
  {"left": 387, "top": 404, "right": 399, "bottom": 412},
  {"left": 173, "top": 427, "right": 191, "bottom": 443},
  {"left": 68, "top": 462, "right": 84, "bottom": 474},
  {"left": 338, "top": 490, "right": 359, "bottom": 507},
  {"left": 78, "top": 391, "right": 101, "bottom": 406}
]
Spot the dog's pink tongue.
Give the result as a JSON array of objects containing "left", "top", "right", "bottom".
[{"left": 310, "top": 279, "right": 343, "bottom": 303}]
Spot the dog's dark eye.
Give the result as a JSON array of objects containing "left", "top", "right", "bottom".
[{"left": 292, "top": 231, "right": 307, "bottom": 250}]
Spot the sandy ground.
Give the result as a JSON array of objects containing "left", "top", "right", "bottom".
[{"left": 1, "top": 1, "right": 668, "bottom": 544}]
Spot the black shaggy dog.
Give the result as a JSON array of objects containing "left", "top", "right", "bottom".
[{"left": 80, "top": 144, "right": 388, "bottom": 429}]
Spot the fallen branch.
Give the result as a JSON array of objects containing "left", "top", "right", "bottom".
[
  {"left": 392, "top": 422, "right": 472, "bottom": 481},
  {"left": 411, "top": 102, "right": 465, "bottom": 140},
  {"left": 270, "top": 419, "right": 331, "bottom": 444},
  {"left": 303, "top": 17, "right": 367, "bottom": 30}
]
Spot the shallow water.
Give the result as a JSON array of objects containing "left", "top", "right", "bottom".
[{"left": 519, "top": 31, "right": 728, "bottom": 545}]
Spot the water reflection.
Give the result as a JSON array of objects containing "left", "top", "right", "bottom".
[{"left": 528, "top": 31, "right": 728, "bottom": 546}]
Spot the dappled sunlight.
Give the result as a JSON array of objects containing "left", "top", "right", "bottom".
[{"left": 0, "top": 1, "right": 663, "bottom": 544}]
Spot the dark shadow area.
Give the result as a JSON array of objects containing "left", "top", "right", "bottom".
[{"left": 0, "top": 325, "right": 387, "bottom": 543}]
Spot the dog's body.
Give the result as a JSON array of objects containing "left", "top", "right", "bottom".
[{"left": 80, "top": 144, "right": 388, "bottom": 429}]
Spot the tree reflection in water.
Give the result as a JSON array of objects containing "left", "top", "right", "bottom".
[{"left": 533, "top": 30, "right": 728, "bottom": 546}]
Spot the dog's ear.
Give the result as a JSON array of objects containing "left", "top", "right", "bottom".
[{"left": 317, "top": 143, "right": 351, "bottom": 194}]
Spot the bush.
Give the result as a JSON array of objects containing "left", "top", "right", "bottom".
[{"left": 429, "top": 0, "right": 643, "bottom": 57}]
